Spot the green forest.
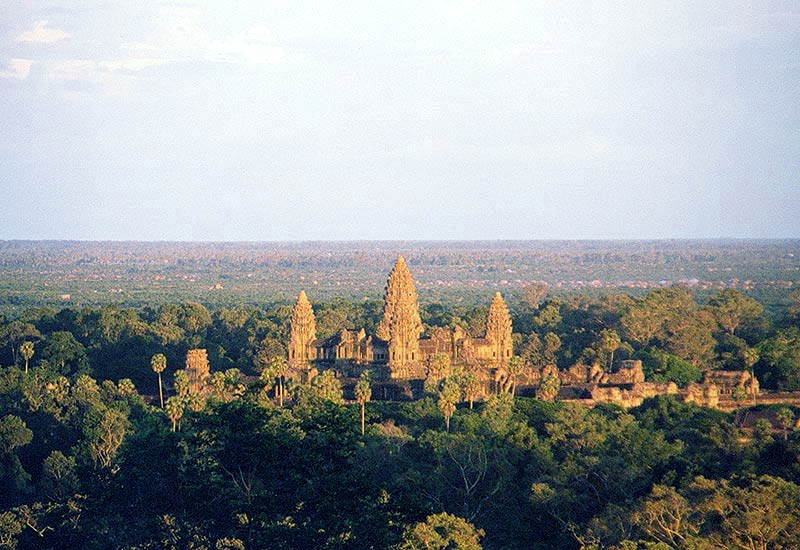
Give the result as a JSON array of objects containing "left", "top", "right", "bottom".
[{"left": 1, "top": 284, "right": 800, "bottom": 549}]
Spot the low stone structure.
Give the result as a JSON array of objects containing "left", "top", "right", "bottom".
[
  {"left": 702, "top": 370, "right": 759, "bottom": 396},
  {"left": 682, "top": 382, "right": 720, "bottom": 408},
  {"left": 560, "top": 381, "right": 680, "bottom": 408},
  {"left": 519, "top": 359, "right": 645, "bottom": 391},
  {"left": 603, "top": 360, "right": 646, "bottom": 384}
]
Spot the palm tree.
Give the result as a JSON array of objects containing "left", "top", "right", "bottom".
[
  {"left": 459, "top": 369, "right": 481, "bottom": 409},
  {"left": 438, "top": 377, "right": 460, "bottom": 432},
  {"left": 165, "top": 396, "right": 184, "bottom": 432},
  {"left": 537, "top": 375, "right": 561, "bottom": 402},
  {"left": 776, "top": 407, "right": 794, "bottom": 441},
  {"left": 506, "top": 356, "right": 525, "bottom": 396},
  {"left": 598, "top": 329, "right": 621, "bottom": 369},
  {"left": 151, "top": 353, "right": 167, "bottom": 408},
  {"left": 354, "top": 371, "right": 372, "bottom": 435},
  {"left": 173, "top": 370, "right": 189, "bottom": 396},
  {"left": 260, "top": 356, "right": 289, "bottom": 406},
  {"left": 20, "top": 341, "right": 34, "bottom": 374}
]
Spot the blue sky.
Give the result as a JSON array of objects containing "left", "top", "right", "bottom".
[{"left": 1, "top": 1, "right": 798, "bottom": 240}]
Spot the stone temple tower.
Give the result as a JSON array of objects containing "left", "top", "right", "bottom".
[
  {"left": 377, "top": 256, "right": 423, "bottom": 377},
  {"left": 485, "top": 292, "right": 513, "bottom": 365},
  {"left": 185, "top": 349, "right": 210, "bottom": 394},
  {"left": 288, "top": 291, "right": 316, "bottom": 364}
]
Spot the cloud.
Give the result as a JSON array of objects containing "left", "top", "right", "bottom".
[
  {"left": 98, "top": 58, "right": 168, "bottom": 72},
  {"left": 17, "top": 20, "right": 70, "bottom": 44},
  {"left": 122, "top": 8, "right": 289, "bottom": 67},
  {"left": 0, "top": 59, "right": 33, "bottom": 80},
  {"left": 46, "top": 60, "right": 97, "bottom": 81},
  {"left": 205, "top": 33, "right": 286, "bottom": 65}
]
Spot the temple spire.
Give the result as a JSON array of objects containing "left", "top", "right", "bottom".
[
  {"left": 486, "top": 292, "right": 513, "bottom": 364},
  {"left": 377, "top": 256, "right": 423, "bottom": 376},
  {"left": 288, "top": 291, "right": 316, "bottom": 364}
]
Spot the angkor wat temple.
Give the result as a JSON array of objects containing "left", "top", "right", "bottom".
[
  {"left": 287, "top": 256, "right": 512, "bottom": 383},
  {"left": 278, "top": 255, "right": 785, "bottom": 408}
]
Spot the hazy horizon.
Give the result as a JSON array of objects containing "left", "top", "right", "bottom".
[
  {"left": 2, "top": 1, "right": 798, "bottom": 240},
  {"left": 2, "top": 237, "right": 800, "bottom": 244}
]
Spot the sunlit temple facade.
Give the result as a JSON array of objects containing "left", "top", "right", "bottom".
[{"left": 287, "top": 256, "right": 513, "bottom": 379}]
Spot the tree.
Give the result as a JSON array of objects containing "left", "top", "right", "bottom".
[
  {"left": 523, "top": 333, "right": 544, "bottom": 368},
  {"left": 209, "top": 369, "right": 245, "bottom": 402},
  {"left": 522, "top": 282, "right": 548, "bottom": 310},
  {"left": 71, "top": 374, "right": 102, "bottom": 405},
  {"left": 621, "top": 300, "right": 664, "bottom": 347},
  {"left": 310, "top": 370, "right": 343, "bottom": 403},
  {"left": 752, "top": 418, "right": 774, "bottom": 446},
  {"left": 354, "top": 371, "right": 372, "bottom": 435},
  {"left": 0, "top": 416, "right": 32, "bottom": 455},
  {"left": 19, "top": 342, "right": 33, "bottom": 374},
  {"left": 690, "top": 475, "right": 800, "bottom": 549},
  {"left": 706, "top": 288, "right": 763, "bottom": 335},
  {"left": 643, "top": 350, "right": 702, "bottom": 385},
  {"left": 427, "top": 353, "right": 452, "bottom": 381},
  {"left": 117, "top": 378, "right": 136, "bottom": 396},
  {"left": 506, "top": 356, "right": 525, "bottom": 396},
  {"left": 83, "top": 407, "right": 128, "bottom": 468},
  {"left": 630, "top": 484, "right": 698, "bottom": 548},
  {"left": 259, "top": 355, "right": 289, "bottom": 407},
  {"left": 0, "top": 321, "right": 40, "bottom": 366},
  {"left": 788, "top": 289, "right": 800, "bottom": 324},
  {"left": 41, "top": 331, "right": 88, "bottom": 375},
  {"left": 437, "top": 377, "right": 460, "bottom": 432},
  {"left": 741, "top": 346, "right": 759, "bottom": 371},
  {"left": 398, "top": 513, "right": 484, "bottom": 550},
  {"left": 185, "top": 391, "right": 205, "bottom": 413},
  {"left": 458, "top": 369, "right": 482, "bottom": 409},
  {"left": 756, "top": 328, "right": 800, "bottom": 390},
  {"left": 41, "top": 450, "right": 78, "bottom": 500},
  {"left": 165, "top": 396, "right": 184, "bottom": 432},
  {"left": 598, "top": 329, "right": 622, "bottom": 369},
  {"left": 664, "top": 311, "right": 717, "bottom": 367},
  {"left": 731, "top": 385, "right": 748, "bottom": 405},
  {"left": 537, "top": 375, "right": 561, "bottom": 402},
  {"left": 776, "top": 407, "right": 794, "bottom": 441},
  {"left": 543, "top": 332, "right": 561, "bottom": 366},
  {"left": 151, "top": 353, "right": 167, "bottom": 408},
  {"left": 481, "top": 393, "right": 514, "bottom": 435},
  {"left": 179, "top": 301, "right": 212, "bottom": 334},
  {"left": 534, "top": 303, "right": 561, "bottom": 331},
  {"left": 174, "top": 369, "right": 189, "bottom": 397}
]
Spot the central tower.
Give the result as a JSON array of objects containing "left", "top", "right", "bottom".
[
  {"left": 485, "top": 292, "right": 513, "bottom": 365},
  {"left": 288, "top": 290, "right": 317, "bottom": 365},
  {"left": 377, "top": 256, "right": 423, "bottom": 377}
]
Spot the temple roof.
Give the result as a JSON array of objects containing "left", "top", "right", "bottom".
[{"left": 317, "top": 328, "right": 379, "bottom": 348}]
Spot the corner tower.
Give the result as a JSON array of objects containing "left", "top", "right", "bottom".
[
  {"left": 377, "top": 256, "right": 423, "bottom": 377},
  {"left": 288, "top": 291, "right": 317, "bottom": 364},
  {"left": 485, "top": 292, "right": 513, "bottom": 364}
]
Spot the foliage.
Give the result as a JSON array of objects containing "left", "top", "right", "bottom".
[
  {"left": 0, "top": 283, "right": 796, "bottom": 549},
  {"left": 355, "top": 371, "right": 372, "bottom": 435},
  {"left": 398, "top": 512, "right": 484, "bottom": 550},
  {"left": 587, "top": 475, "right": 800, "bottom": 549},
  {"left": 436, "top": 376, "right": 461, "bottom": 432},
  {"left": 537, "top": 375, "right": 561, "bottom": 402},
  {"left": 756, "top": 327, "right": 800, "bottom": 390},
  {"left": 638, "top": 350, "right": 702, "bottom": 386},
  {"left": 309, "top": 370, "right": 344, "bottom": 404}
]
